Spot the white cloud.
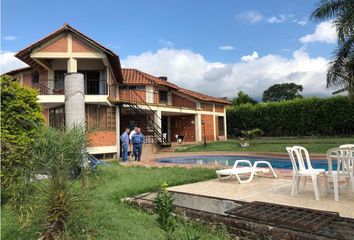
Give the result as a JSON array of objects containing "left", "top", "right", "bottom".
[
  {"left": 3, "top": 35, "right": 18, "bottom": 41},
  {"left": 300, "top": 20, "right": 337, "bottom": 44},
  {"left": 122, "top": 48, "right": 332, "bottom": 99},
  {"left": 292, "top": 18, "right": 308, "bottom": 26},
  {"left": 0, "top": 51, "right": 28, "bottom": 74},
  {"left": 159, "top": 39, "right": 174, "bottom": 48},
  {"left": 267, "top": 15, "right": 287, "bottom": 24},
  {"left": 219, "top": 45, "right": 236, "bottom": 51},
  {"left": 241, "top": 51, "right": 259, "bottom": 62},
  {"left": 236, "top": 10, "right": 263, "bottom": 23}
]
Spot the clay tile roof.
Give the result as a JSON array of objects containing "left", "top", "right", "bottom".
[
  {"left": 15, "top": 23, "right": 124, "bottom": 83},
  {"left": 178, "top": 87, "right": 231, "bottom": 104},
  {"left": 122, "top": 68, "right": 179, "bottom": 89},
  {"left": 2, "top": 66, "right": 32, "bottom": 76},
  {"left": 122, "top": 68, "right": 230, "bottom": 104}
]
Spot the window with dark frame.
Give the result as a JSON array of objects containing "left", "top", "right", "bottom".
[{"left": 159, "top": 90, "right": 168, "bottom": 104}]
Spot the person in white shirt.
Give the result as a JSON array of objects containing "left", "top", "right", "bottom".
[{"left": 129, "top": 126, "right": 137, "bottom": 157}]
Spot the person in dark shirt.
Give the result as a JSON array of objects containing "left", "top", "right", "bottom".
[{"left": 132, "top": 128, "right": 145, "bottom": 161}]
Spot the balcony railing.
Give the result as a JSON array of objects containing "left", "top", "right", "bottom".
[{"left": 33, "top": 79, "right": 107, "bottom": 95}]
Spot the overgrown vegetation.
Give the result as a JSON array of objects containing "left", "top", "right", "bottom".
[
  {"left": 1, "top": 75, "right": 44, "bottom": 188},
  {"left": 6, "top": 126, "right": 89, "bottom": 239},
  {"left": 227, "top": 96, "right": 354, "bottom": 137},
  {"left": 2, "top": 164, "right": 229, "bottom": 240}
]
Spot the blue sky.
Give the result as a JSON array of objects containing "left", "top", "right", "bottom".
[{"left": 1, "top": 0, "right": 337, "bottom": 98}]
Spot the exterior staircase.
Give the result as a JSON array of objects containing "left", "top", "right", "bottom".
[{"left": 121, "top": 88, "right": 172, "bottom": 148}]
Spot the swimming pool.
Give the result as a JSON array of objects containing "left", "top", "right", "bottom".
[{"left": 156, "top": 155, "right": 333, "bottom": 170}]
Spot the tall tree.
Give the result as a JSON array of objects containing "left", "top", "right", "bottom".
[
  {"left": 262, "top": 83, "right": 303, "bottom": 102},
  {"left": 232, "top": 91, "right": 257, "bottom": 105},
  {"left": 311, "top": 0, "right": 354, "bottom": 102}
]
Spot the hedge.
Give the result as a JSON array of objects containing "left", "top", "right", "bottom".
[{"left": 227, "top": 96, "right": 354, "bottom": 137}]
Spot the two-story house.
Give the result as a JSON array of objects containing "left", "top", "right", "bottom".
[{"left": 5, "top": 24, "right": 230, "bottom": 159}]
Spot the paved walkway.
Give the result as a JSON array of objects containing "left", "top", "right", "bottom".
[{"left": 168, "top": 177, "right": 354, "bottom": 218}]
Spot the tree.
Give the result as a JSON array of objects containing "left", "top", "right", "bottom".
[
  {"left": 262, "top": 83, "right": 303, "bottom": 102},
  {"left": 311, "top": 0, "right": 354, "bottom": 102},
  {"left": 1, "top": 75, "right": 44, "bottom": 187},
  {"left": 232, "top": 91, "right": 257, "bottom": 105}
]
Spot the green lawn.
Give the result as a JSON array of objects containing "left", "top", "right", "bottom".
[
  {"left": 1, "top": 164, "right": 229, "bottom": 240},
  {"left": 176, "top": 137, "right": 354, "bottom": 154}
]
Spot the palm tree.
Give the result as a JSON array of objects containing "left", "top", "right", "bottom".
[{"left": 311, "top": 0, "right": 354, "bottom": 102}]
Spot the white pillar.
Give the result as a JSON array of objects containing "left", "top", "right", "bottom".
[
  {"left": 195, "top": 114, "right": 202, "bottom": 142},
  {"left": 67, "top": 57, "right": 77, "bottom": 73},
  {"left": 155, "top": 109, "right": 162, "bottom": 142},
  {"left": 213, "top": 104, "right": 217, "bottom": 141},
  {"left": 224, "top": 108, "right": 228, "bottom": 140},
  {"left": 116, "top": 105, "right": 120, "bottom": 156}
]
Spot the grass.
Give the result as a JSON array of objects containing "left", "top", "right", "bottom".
[
  {"left": 176, "top": 137, "right": 354, "bottom": 154},
  {"left": 1, "top": 163, "right": 230, "bottom": 240}
]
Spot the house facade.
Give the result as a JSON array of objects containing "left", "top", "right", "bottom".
[{"left": 5, "top": 24, "right": 230, "bottom": 158}]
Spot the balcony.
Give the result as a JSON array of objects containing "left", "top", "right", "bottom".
[{"left": 33, "top": 79, "right": 108, "bottom": 95}]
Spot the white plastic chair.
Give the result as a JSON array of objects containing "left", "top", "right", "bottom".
[
  {"left": 216, "top": 160, "right": 277, "bottom": 184},
  {"left": 326, "top": 147, "right": 354, "bottom": 201},
  {"left": 286, "top": 147, "right": 325, "bottom": 200}
]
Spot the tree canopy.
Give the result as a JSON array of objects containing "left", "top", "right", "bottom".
[
  {"left": 232, "top": 91, "right": 257, "bottom": 105},
  {"left": 262, "top": 83, "right": 303, "bottom": 102},
  {"left": 1, "top": 75, "right": 44, "bottom": 187}
]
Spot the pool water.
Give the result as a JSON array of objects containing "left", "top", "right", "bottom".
[{"left": 156, "top": 155, "right": 334, "bottom": 170}]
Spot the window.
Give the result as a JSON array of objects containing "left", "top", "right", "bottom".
[
  {"left": 159, "top": 90, "right": 168, "bottom": 104},
  {"left": 31, "top": 71, "right": 39, "bottom": 84},
  {"left": 119, "top": 85, "right": 145, "bottom": 90},
  {"left": 84, "top": 71, "right": 100, "bottom": 94}
]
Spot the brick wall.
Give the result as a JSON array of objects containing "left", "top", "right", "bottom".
[
  {"left": 22, "top": 72, "right": 32, "bottom": 87},
  {"left": 172, "top": 93, "right": 196, "bottom": 109},
  {"left": 38, "top": 35, "right": 68, "bottom": 52},
  {"left": 119, "top": 89, "right": 146, "bottom": 103},
  {"left": 88, "top": 131, "right": 116, "bottom": 147},
  {"left": 201, "top": 103, "right": 213, "bottom": 112},
  {"left": 201, "top": 115, "right": 214, "bottom": 141},
  {"left": 72, "top": 36, "right": 96, "bottom": 52},
  {"left": 215, "top": 116, "right": 219, "bottom": 138},
  {"left": 215, "top": 104, "right": 225, "bottom": 113},
  {"left": 170, "top": 115, "right": 196, "bottom": 142}
]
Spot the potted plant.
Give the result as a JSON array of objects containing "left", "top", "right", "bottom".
[{"left": 240, "top": 128, "right": 263, "bottom": 147}]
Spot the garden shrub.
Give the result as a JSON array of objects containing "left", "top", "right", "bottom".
[
  {"left": 1, "top": 75, "right": 44, "bottom": 188},
  {"left": 227, "top": 96, "right": 354, "bottom": 137}
]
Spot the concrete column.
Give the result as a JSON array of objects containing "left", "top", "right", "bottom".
[
  {"left": 116, "top": 105, "right": 121, "bottom": 156},
  {"left": 155, "top": 109, "right": 162, "bottom": 142},
  {"left": 146, "top": 86, "right": 154, "bottom": 103},
  {"left": 67, "top": 57, "right": 77, "bottom": 73},
  {"left": 224, "top": 108, "right": 228, "bottom": 140},
  {"left": 64, "top": 73, "right": 85, "bottom": 129},
  {"left": 213, "top": 104, "right": 217, "bottom": 141},
  {"left": 195, "top": 114, "right": 202, "bottom": 142}
]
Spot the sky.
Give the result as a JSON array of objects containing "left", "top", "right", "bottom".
[{"left": 1, "top": 0, "right": 338, "bottom": 99}]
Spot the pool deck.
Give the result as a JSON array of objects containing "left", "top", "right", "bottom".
[{"left": 168, "top": 176, "right": 354, "bottom": 219}]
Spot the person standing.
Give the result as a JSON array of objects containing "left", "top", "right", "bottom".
[
  {"left": 132, "top": 128, "right": 145, "bottom": 161},
  {"left": 120, "top": 128, "right": 130, "bottom": 162},
  {"left": 129, "top": 126, "right": 137, "bottom": 157}
]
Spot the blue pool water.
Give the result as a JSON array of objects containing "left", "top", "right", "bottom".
[{"left": 156, "top": 155, "right": 334, "bottom": 170}]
